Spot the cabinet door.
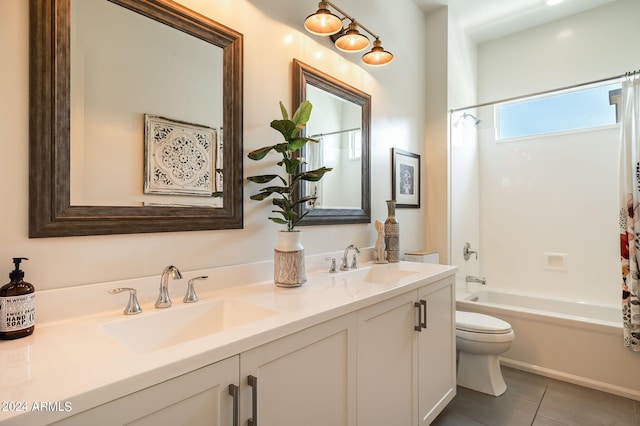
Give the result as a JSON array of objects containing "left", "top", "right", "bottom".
[
  {"left": 417, "top": 278, "right": 456, "bottom": 425},
  {"left": 240, "top": 313, "right": 357, "bottom": 426},
  {"left": 356, "top": 291, "right": 419, "bottom": 426},
  {"left": 53, "top": 356, "right": 239, "bottom": 426}
]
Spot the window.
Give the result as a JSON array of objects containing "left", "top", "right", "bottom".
[
  {"left": 348, "top": 130, "right": 361, "bottom": 160},
  {"left": 497, "top": 82, "right": 620, "bottom": 140}
]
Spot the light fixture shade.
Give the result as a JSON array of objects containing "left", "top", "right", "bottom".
[
  {"left": 334, "top": 22, "right": 369, "bottom": 52},
  {"left": 361, "top": 39, "right": 393, "bottom": 66},
  {"left": 304, "top": 1, "right": 343, "bottom": 35}
]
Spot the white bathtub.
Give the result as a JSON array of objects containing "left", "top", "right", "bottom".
[{"left": 456, "top": 289, "right": 640, "bottom": 401}]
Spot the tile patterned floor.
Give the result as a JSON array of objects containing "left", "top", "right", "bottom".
[{"left": 432, "top": 367, "right": 640, "bottom": 426}]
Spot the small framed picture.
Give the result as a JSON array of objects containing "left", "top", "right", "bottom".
[{"left": 392, "top": 148, "right": 420, "bottom": 208}]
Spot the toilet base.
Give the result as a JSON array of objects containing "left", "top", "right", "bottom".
[{"left": 456, "top": 352, "right": 507, "bottom": 396}]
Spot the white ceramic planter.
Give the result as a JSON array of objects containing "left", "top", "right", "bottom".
[{"left": 274, "top": 231, "right": 306, "bottom": 287}]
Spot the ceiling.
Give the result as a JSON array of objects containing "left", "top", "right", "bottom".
[{"left": 413, "top": 0, "right": 617, "bottom": 43}]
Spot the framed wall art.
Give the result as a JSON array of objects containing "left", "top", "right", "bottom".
[
  {"left": 144, "top": 114, "right": 218, "bottom": 197},
  {"left": 392, "top": 148, "right": 420, "bottom": 208}
]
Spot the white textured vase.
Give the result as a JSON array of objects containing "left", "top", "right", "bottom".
[{"left": 274, "top": 231, "right": 306, "bottom": 287}]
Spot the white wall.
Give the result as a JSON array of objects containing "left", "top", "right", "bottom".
[
  {"left": 447, "top": 11, "right": 481, "bottom": 278},
  {"left": 478, "top": 0, "right": 640, "bottom": 103},
  {"left": 424, "top": 7, "right": 449, "bottom": 264},
  {"left": 468, "top": 0, "right": 640, "bottom": 304},
  {"left": 0, "top": 0, "right": 431, "bottom": 290},
  {"left": 479, "top": 120, "right": 620, "bottom": 304}
]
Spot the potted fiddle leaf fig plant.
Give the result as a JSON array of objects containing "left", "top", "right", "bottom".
[{"left": 247, "top": 100, "right": 332, "bottom": 287}]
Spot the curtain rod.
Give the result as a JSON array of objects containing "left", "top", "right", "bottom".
[
  {"left": 309, "top": 127, "right": 360, "bottom": 138},
  {"left": 449, "top": 70, "right": 638, "bottom": 113}
]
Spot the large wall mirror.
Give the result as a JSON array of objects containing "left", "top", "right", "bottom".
[
  {"left": 29, "top": 0, "right": 243, "bottom": 237},
  {"left": 292, "top": 59, "right": 371, "bottom": 225}
]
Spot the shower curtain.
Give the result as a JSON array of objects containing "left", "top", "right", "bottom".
[{"left": 619, "top": 72, "right": 640, "bottom": 352}]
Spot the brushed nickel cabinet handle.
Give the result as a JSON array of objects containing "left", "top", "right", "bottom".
[
  {"left": 420, "top": 299, "right": 427, "bottom": 329},
  {"left": 228, "top": 384, "right": 239, "bottom": 426},
  {"left": 248, "top": 375, "right": 258, "bottom": 426}
]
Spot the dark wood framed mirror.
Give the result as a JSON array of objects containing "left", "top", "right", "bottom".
[
  {"left": 292, "top": 59, "right": 371, "bottom": 225},
  {"left": 29, "top": 0, "right": 243, "bottom": 237}
]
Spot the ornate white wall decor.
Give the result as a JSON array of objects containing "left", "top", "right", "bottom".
[{"left": 144, "top": 115, "right": 217, "bottom": 196}]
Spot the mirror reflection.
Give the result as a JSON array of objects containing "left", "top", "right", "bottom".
[
  {"left": 305, "top": 85, "right": 362, "bottom": 210},
  {"left": 70, "top": 0, "right": 224, "bottom": 207},
  {"left": 292, "top": 59, "right": 371, "bottom": 225}
]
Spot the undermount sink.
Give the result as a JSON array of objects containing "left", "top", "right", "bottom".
[
  {"left": 100, "top": 299, "right": 278, "bottom": 353},
  {"left": 342, "top": 265, "right": 420, "bottom": 285}
]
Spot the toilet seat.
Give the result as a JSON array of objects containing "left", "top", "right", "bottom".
[
  {"left": 456, "top": 328, "right": 515, "bottom": 343},
  {"left": 456, "top": 311, "right": 512, "bottom": 334}
]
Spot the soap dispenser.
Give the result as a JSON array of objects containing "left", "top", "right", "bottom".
[{"left": 0, "top": 258, "right": 35, "bottom": 340}]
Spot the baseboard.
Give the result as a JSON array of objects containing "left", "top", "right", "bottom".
[{"left": 500, "top": 357, "right": 640, "bottom": 402}]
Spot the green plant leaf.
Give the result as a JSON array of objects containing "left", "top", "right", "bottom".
[
  {"left": 271, "top": 119, "right": 298, "bottom": 140},
  {"left": 273, "top": 198, "right": 292, "bottom": 210},
  {"left": 260, "top": 186, "right": 290, "bottom": 195},
  {"left": 247, "top": 174, "right": 280, "bottom": 184},
  {"left": 278, "top": 101, "right": 289, "bottom": 120},
  {"left": 292, "top": 210, "right": 312, "bottom": 228},
  {"left": 287, "top": 137, "right": 308, "bottom": 152},
  {"left": 250, "top": 192, "right": 273, "bottom": 201},
  {"left": 249, "top": 186, "right": 289, "bottom": 201},
  {"left": 283, "top": 157, "right": 301, "bottom": 175},
  {"left": 269, "top": 217, "right": 288, "bottom": 225},
  {"left": 299, "top": 167, "right": 332, "bottom": 182},
  {"left": 292, "top": 195, "right": 316, "bottom": 206},
  {"left": 248, "top": 145, "right": 275, "bottom": 160},
  {"left": 273, "top": 143, "right": 289, "bottom": 154},
  {"left": 292, "top": 101, "right": 312, "bottom": 127}
]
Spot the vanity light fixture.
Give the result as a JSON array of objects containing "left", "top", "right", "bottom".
[
  {"left": 304, "top": 1, "right": 343, "bottom": 35},
  {"left": 334, "top": 21, "right": 370, "bottom": 52},
  {"left": 361, "top": 38, "right": 394, "bottom": 66},
  {"left": 304, "top": 0, "right": 393, "bottom": 66}
]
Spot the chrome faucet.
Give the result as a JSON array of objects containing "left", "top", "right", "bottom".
[
  {"left": 465, "top": 275, "right": 486, "bottom": 285},
  {"left": 155, "top": 265, "right": 183, "bottom": 308},
  {"left": 341, "top": 245, "right": 361, "bottom": 271}
]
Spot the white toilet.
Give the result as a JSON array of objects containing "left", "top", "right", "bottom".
[{"left": 455, "top": 311, "right": 515, "bottom": 396}]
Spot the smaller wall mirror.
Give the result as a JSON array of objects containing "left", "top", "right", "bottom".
[{"left": 292, "top": 59, "right": 371, "bottom": 225}]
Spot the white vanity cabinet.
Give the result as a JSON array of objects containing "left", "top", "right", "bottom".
[
  {"left": 417, "top": 278, "right": 456, "bottom": 424},
  {"left": 52, "top": 313, "right": 357, "bottom": 426},
  {"left": 356, "top": 276, "right": 456, "bottom": 426},
  {"left": 239, "top": 313, "right": 357, "bottom": 426},
  {"left": 34, "top": 267, "right": 456, "bottom": 426},
  {"left": 52, "top": 355, "right": 239, "bottom": 426}
]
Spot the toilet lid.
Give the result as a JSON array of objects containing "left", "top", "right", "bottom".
[{"left": 456, "top": 311, "right": 512, "bottom": 334}]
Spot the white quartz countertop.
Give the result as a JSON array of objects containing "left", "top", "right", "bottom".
[{"left": 0, "top": 257, "right": 456, "bottom": 425}]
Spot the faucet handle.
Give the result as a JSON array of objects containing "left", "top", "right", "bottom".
[
  {"left": 108, "top": 287, "right": 142, "bottom": 315},
  {"left": 463, "top": 242, "right": 478, "bottom": 261},
  {"left": 184, "top": 276, "right": 208, "bottom": 303},
  {"left": 325, "top": 257, "right": 337, "bottom": 273},
  {"left": 350, "top": 252, "right": 361, "bottom": 269}
]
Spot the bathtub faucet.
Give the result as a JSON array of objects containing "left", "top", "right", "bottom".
[{"left": 466, "top": 275, "right": 487, "bottom": 285}]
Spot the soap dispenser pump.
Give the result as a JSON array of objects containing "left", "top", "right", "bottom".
[{"left": 0, "top": 257, "right": 35, "bottom": 340}]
